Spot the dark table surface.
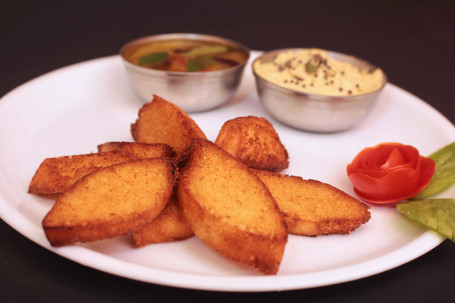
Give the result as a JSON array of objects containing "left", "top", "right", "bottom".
[{"left": 1, "top": 1, "right": 454, "bottom": 302}]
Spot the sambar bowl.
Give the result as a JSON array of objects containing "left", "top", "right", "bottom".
[{"left": 120, "top": 33, "right": 250, "bottom": 112}]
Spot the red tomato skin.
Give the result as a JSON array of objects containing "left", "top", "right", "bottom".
[{"left": 346, "top": 143, "right": 435, "bottom": 204}]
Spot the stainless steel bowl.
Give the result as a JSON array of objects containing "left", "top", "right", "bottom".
[
  {"left": 252, "top": 48, "right": 387, "bottom": 132},
  {"left": 120, "top": 33, "right": 250, "bottom": 112}
]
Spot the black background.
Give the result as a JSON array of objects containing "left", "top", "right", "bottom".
[{"left": 1, "top": 1, "right": 454, "bottom": 302}]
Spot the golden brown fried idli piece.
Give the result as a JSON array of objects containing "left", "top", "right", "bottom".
[
  {"left": 131, "top": 95, "right": 206, "bottom": 154},
  {"left": 177, "top": 139, "right": 288, "bottom": 275},
  {"left": 253, "top": 169, "right": 371, "bottom": 236},
  {"left": 214, "top": 116, "right": 289, "bottom": 172},
  {"left": 97, "top": 141, "right": 175, "bottom": 159},
  {"left": 132, "top": 194, "right": 193, "bottom": 247},
  {"left": 28, "top": 151, "right": 137, "bottom": 196},
  {"left": 42, "top": 158, "right": 175, "bottom": 247}
]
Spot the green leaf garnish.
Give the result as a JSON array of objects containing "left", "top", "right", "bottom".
[
  {"left": 187, "top": 55, "right": 214, "bottom": 72},
  {"left": 413, "top": 142, "right": 455, "bottom": 199},
  {"left": 305, "top": 61, "right": 318, "bottom": 73},
  {"left": 185, "top": 45, "right": 228, "bottom": 56},
  {"left": 139, "top": 52, "right": 169, "bottom": 66},
  {"left": 305, "top": 54, "right": 323, "bottom": 74},
  {"left": 397, "top": 199, "right": 455, "bottom": 241}
]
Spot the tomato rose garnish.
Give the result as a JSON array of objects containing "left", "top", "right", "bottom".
[{"left": 346, "top": 143, "right": 435, "bottom": 204}]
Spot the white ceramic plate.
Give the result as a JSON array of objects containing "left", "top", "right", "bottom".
[{"left": 1, "top": 51, "right": 454, "bottom": 292}]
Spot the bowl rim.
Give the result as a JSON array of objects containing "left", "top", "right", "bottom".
[
  {"left": 119, "top": 33, "right": 250, "bottom": 76},
  {"left": 252, "top": 48, "right": 387, "bottom": 101}
]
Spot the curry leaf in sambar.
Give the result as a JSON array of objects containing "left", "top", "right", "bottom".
[
  {"left": 185, "top": 45, "right": 228, "bottom": 56},
  {"left": 139, "top": 52, "right": 169, "bottom": 66},
  {"left": 187, "top": 55, "right": 214, "bottom": 72},
  {"left": 397, "top": 199, "right": 455, "bottom": 241}
]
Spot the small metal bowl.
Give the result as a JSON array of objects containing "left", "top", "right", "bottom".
[
  {"left": 252, "top": 48, "right": 387, "bottom": 132},
  {"left": 120, "top": 33, "right": 250, "bottom": 112}
]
